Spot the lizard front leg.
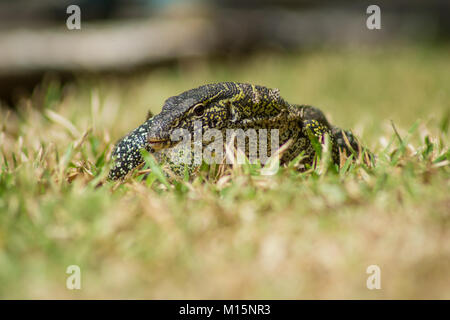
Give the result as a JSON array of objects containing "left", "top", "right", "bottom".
[
  {"left": 300, "top": 105, "right": 361, "bottom": 158},
  {"left": 303, "top": 118, "right": 340, "bottom": 165}
]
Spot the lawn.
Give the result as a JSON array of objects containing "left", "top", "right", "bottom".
[{"left": 0, "top": 45, "right": 449, "bottom": 299}]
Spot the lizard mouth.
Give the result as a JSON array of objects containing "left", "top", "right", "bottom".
[{"left": 148, "top": 138, "right": 171, "bottom": 150}]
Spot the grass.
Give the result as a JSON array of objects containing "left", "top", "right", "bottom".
[{"left": 0, "top": 45, "right": 449, "bottom": 299}]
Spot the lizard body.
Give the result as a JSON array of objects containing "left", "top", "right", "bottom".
[{"left": 108, "top": 82, "right": 360, "bottom": 180}]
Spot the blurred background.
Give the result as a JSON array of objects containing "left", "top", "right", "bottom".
[{"left": 0, "top": 0, "right": 449, "bottom": 105}]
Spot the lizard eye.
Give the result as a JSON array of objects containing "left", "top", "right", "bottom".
[{"left": 193, "top": 104, "right": 205, "bottom": 116}]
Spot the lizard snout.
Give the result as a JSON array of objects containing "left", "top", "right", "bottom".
[{"left": 147, "top": 124, "right": 175, "bottom": 151}]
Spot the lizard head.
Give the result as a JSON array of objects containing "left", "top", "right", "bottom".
[{"left": 147, "top": 82, "right": 289, "bottom": 150}]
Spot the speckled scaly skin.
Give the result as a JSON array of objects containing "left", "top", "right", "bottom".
[
  {"left": 107, "top": 117, "right": 156, "bottom": 180},
  {"left": 108, "top": 82, "right": 360, "bottom": 180}
]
